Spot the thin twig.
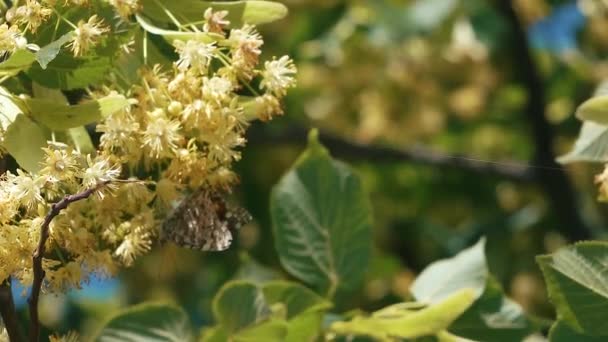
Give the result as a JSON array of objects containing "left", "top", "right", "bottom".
[
  {"left": 246, "top": 124, "right": 536, "bottom": 182},
  {"left": 28, "top": 181, "right": 110, "bottom": 342},
  {"left": 0, "top": 279, "right": 24, "bottom": 342}
]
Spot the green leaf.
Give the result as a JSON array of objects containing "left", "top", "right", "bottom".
[
  {"left": 0, "top": 87, "right": 23, "bottom": 129},
  {"left": 406, "top": 0, "right": 459, "bottom": 32},
  {"left": 537, "top": 241, "right": 608, "bottom": 336},
  {"left": 557, "top": 121, "right": 608, "bottom": 163},
  {"left": 22, "top": 93, "right": 129, "bottom": 130},
  {"left": 329, "top": 289, "right": 477, "bottom": 340},
  {"left": 66, "top": 126, "right": 95, "bottom": 153},
  {"left": 449, "top": 277, "right": 534, "bottom": 342},
  {"left": 263, "top": 281, "right": 332, "bottom": 341},
  {"left": 549, "top": 321, "right": 606, "bottom": 342},
  {"left": 270, "top": 129, "right": 373, "bottom": 298},
  {"left": 93, "top": 302, "right": 194, "bottom": 342},
  {"left": 36, "top": 32, "right": 76, "bottom": 69},
  {"left": 136, "top": 15, "right": 221, "bottom": 43},
  {"left": 232, "top": 320, "right": 288, "bottom": 342},
  {"left": 0, "top": 49, "right": 36, "bottom": 75},
  {"left": 140, "top": 0, "right": 287, "bottom": 28},
  {"left": 411, "top": 238, "right": 487, "bottom": 304},
  {"left": 212, "top": 281, "right": 271, "bottom": 333},
  {"left": 28, "top": 54, "right": 111, "bottom": 90},
  {"left": 3, "top": 114, "right": 47, "bottom": 172}
]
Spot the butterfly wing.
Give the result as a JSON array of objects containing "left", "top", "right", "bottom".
[{"left": 161, "top": 189, "right": 239, "bottom": 251}]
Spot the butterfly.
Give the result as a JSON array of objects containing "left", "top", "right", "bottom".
[{"left": 160, "top": 188, "right": 252, "bottom": 251}]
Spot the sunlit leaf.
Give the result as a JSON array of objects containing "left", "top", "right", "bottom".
[
  {"left": 22, "top": 93, "right": 129, "bottom": 130},
  {"left": 411, "top": 238, "right": 487, "bottom": 304},
  {"left": 270, "top": 129, "right": 372, "bottom": 298},
  {"left": 329, "top": 289, "right": 476, "bottom": 340},
  {"left": 0, "top": 49, "right": 36, "bottom": 76},
  {"left": 141, "top": 0, "right": 287, "bottom": 28},
  {"left": 136, "top": 15, "right": 221, "bottom": 43},
  {"left": 557, "top": 121, "right": 608, "bottom": 163},
  {"left": 537, "top": 241, "right": 608, "bottom": 336},
  {"left": 3, "top": 114, "right": 47, "bottom": 172}
]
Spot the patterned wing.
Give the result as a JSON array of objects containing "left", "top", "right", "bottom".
[{"left": 161, "top": 189, "right": 249, "bottom": 251}]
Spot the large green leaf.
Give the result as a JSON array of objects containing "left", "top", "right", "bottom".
[
  {"left": 557, "top": 121, "right": 608, "bottom": 163},
  {"left": 411, "top": 238, "right": 487, "bottom": 304},
  {"left": 549, "top": 321, "right": 606, "bottom": 342},
  {"left": 270, "top": 129, "right": 372, "bottom": 298},
  {"left": 0, "top": 49, "right": 36, "bottom": 76},
  {"left": 209, "top": 280, "right": 330, "bottom": 342},
  {"left": 537, "top": 242, "right": 608, "bottom": 336},
  {"left": 329, "top": 289, "right": 476, "bottom": 340},
  {"left": 140, "top": 0, "right": 287, "bottom": 28},
  {"left": 21, "top": 93, "right": 129, "bottom": 130},
  {"left": 93, "top": 302, "right": 194, "bottom": 342},
  {"left": 28, "top": 54, "right": 111, "bottom": 90},
  {"left": 3, "top": 113, "right": 47, "bottom": 172}
]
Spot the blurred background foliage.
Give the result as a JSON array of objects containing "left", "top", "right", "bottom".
[{"left": 13, "top": 0, "right": 608, "bottom": 337}]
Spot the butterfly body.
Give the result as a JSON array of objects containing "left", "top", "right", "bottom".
[{"left": 161, "top": 189, "right": 251, "bottom": 251}]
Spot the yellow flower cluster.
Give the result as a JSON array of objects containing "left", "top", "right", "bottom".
[{"left": 0, "top": 3, "right": 296, "bottom": 294}]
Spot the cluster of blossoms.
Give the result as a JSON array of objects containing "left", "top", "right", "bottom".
[{"left": 0, "top": 1, "right": 296, "bottom": 295}]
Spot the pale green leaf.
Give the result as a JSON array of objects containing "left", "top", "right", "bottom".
[
  {"left": 270, "top": 129, "right": 372, "bottom": 298},
  {"left": 3, "top": 114, "right": 47, "bottom": 172},
  {"left": 36, "top": 32, "right": 76, "bottom": 69},
  {"left": 263, "top": 281, "right": 332, "bottom": 341},
  {"left": 22, "top": 94, "right": 129, "bottom": 130},
  {"left": 329, "top": 289, "right": 476, "bottom": 340},
  {"left": 136, "top": 15, "right": 221, "bottom": 43},
  {"left": 0, "top": 49, "right": 36, "bottom": 76},
  {"left": 0, "top": 87, "right": 23, "bottom": 129},
  {"left": 557, "top": 121, "right": 608, "bottom": 163},
  {"left": 232, "top": 320, "right": 288, "bottom": 342},
  {"left": 140, "top": 0, "right": 287, "bottom": 28},
  {"left": 411, "top": 238, "right": 487, "bottom": 304},
  {"left": 66, "top": 126, "right": 95, "bottom": 153},
  {"left": 94, "top": 302, "right": 194, "bottom": 342},
  {"left": 537, "top": 242, "right": 608, "bottom": 336}
]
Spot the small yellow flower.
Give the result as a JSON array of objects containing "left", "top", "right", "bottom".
[
  {"left": 203, "top": 8, "right": 230, "bottom": 34},
  {"left": 108, "top": 0, "right": 140, "bottom": 18},
  {"left": 173, "top": 39, "right": 216, "bottom": 74},
  {"left": 0, "top": 24, "right": 27, "bottom": 52},
  {"left": 229, "top": 25, "right": 263, "bottom": 79},
  {"left": 8, "top": 0, "right": 53, "bottom": 33},
  {"left": 69, "top": 15, "right": 109, "bottom": 57},
  {"left": 80, "top": 155, "right": 121, "bottom": 192},
  {"left": 260, "top": 55, "right": 297, "bottom": 97},
  {"left": 142, "top": 115, "right": 182, "bottom": 159}
]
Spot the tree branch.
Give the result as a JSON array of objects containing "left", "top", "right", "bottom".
[
  {"left": 247, "top": 125, "right": 536, "bottom": 182},
  {"left": 28, "top": 181, "right": 110, "bottom": 342},
  {"left": 495, "top": 1, "right": 594, "bottom": 240}
]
